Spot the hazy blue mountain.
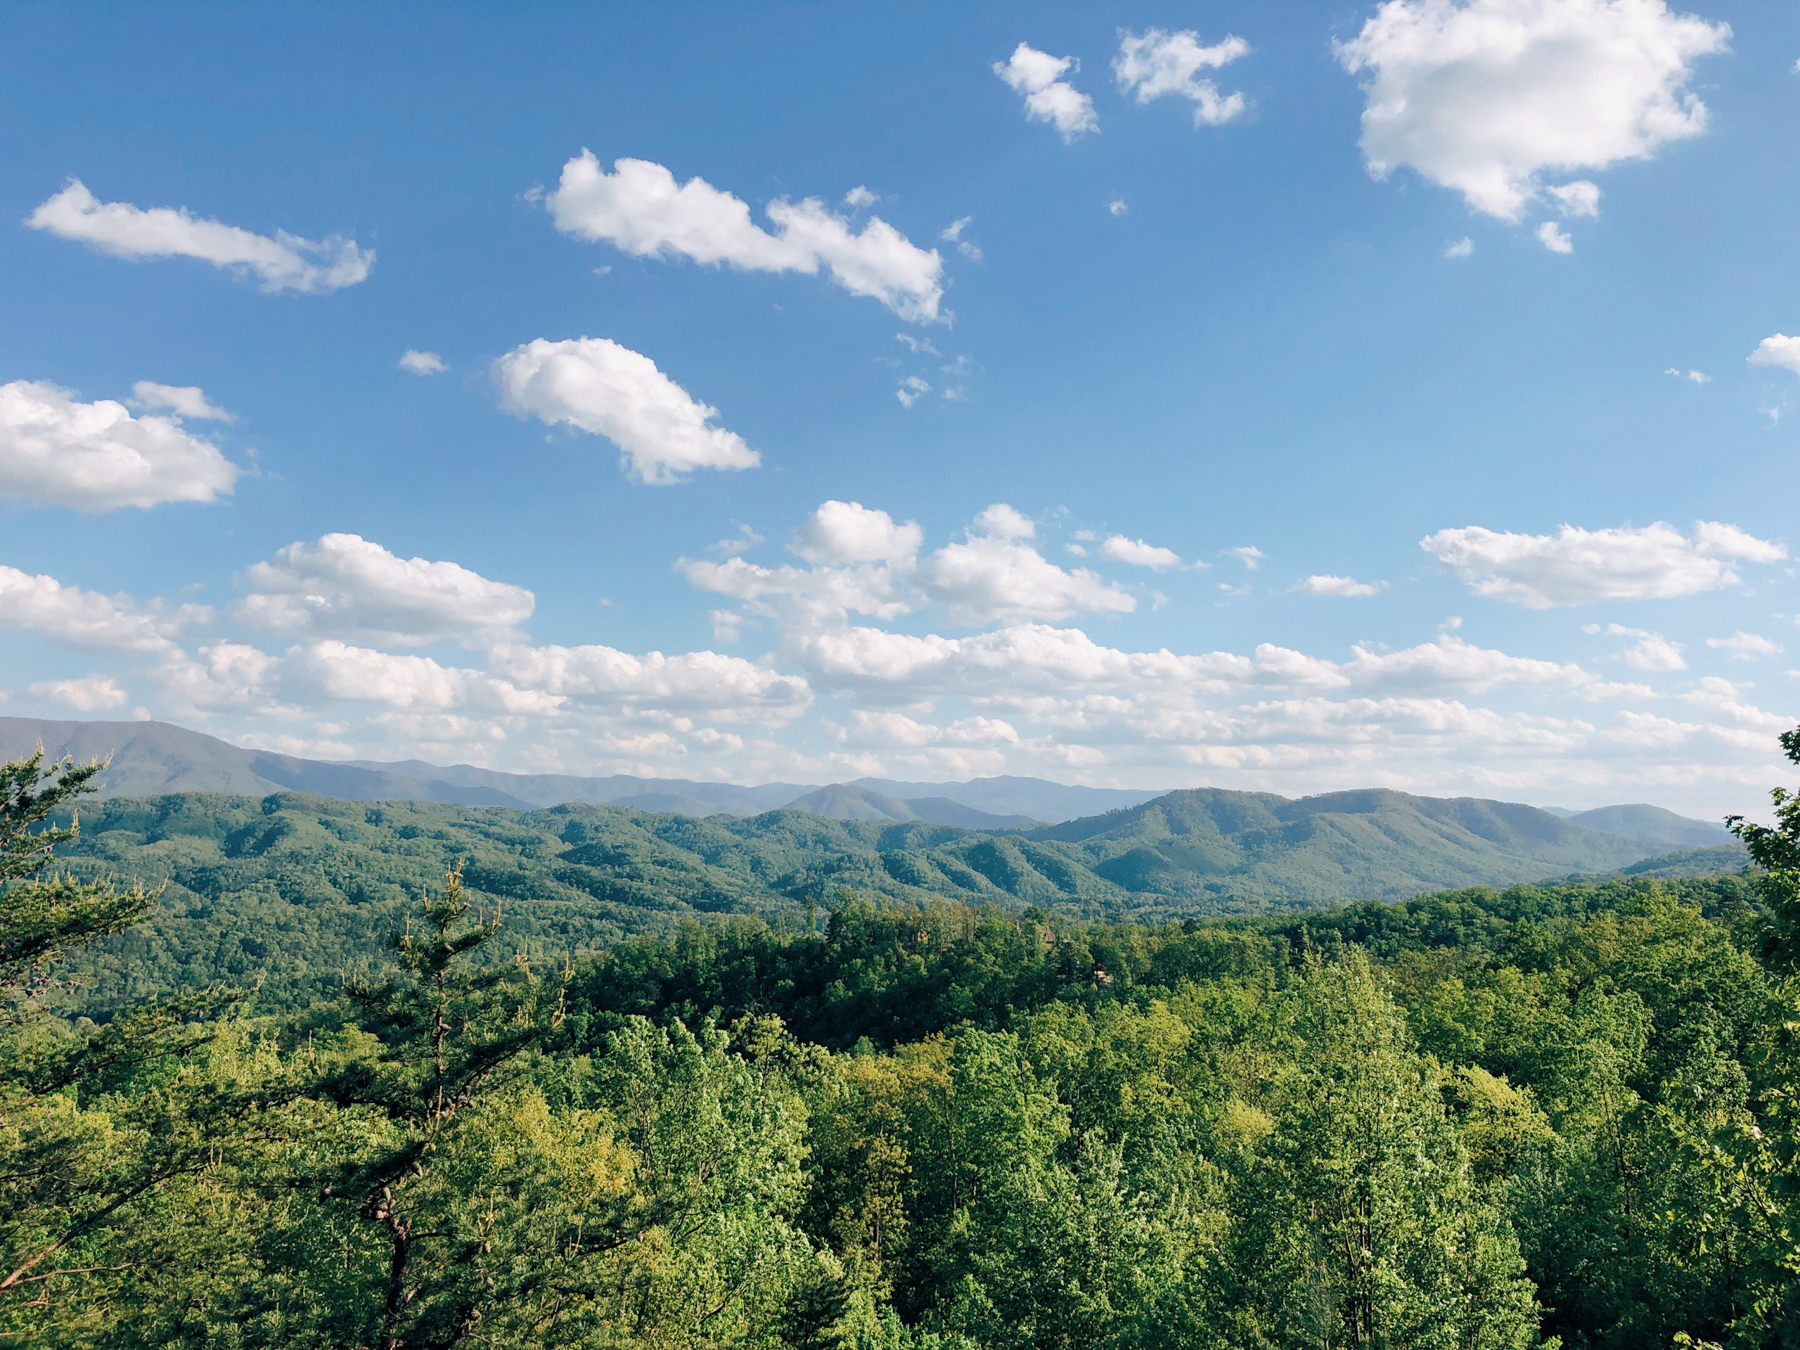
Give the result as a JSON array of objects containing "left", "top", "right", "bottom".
[
  {"left": 345, "top": 759, "right": 807, "bottom": 814},
  {"left": 1564, "top": 803, "right": 1731, "bottom": 852},
  {"left": 781, "top": 783, "right": 1036, "bottom": 829},
  {"left": 0, "top": 717, "right": 533, "bottom": 806},
  {"left": 851, "top": 775, "right": 1162, "bottom": 820},
  {"left": 0, "top": 716, "right": 1154, "bottom": 822}
]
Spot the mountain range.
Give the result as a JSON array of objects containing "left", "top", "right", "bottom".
[
  {"left": 0, "top": 717, "right": 1157, "bottom": 824},
  {"left": 0, "top": 719, "right": 1741, "bottom": 855}
]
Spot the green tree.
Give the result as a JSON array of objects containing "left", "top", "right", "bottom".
[{"left": 1219, "top": 954, "right": 1544, "bottom": 1350}]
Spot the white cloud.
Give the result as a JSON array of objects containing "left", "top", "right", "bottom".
[
  {"left": 1297, "top": 574, "right": 1386, "bottom": 597},
  {"left": 1113, "top": 28, "right": 1250, "bottom": 125},
  {"left": 1584, "top": 622, "right": 1688, "bottom": 671},
  {"left": 896, "top": 333, "right": 941, "bottom": 357},
  {"left": 940, "top": 216, "right": 983, "bottom": 262},
  {"left": 236, "top": 533, "right": 535, "bottom": 647},
  {"left": 918, "top": 507, "right": 1135, "bottom": 625},
  {"left": 279, "top": 642, "right": 559, "bottom": 716},
  {"left": 683, "top": 555, "right": 914, "bottom": 631},
  {"left": 1109, "top": 198, "right": 1129, "bottom": 217},
  {"left": 1708, "top": 631, "right": 1782, "bottom": 660},
  {"left": 493, "top": 336, "right": 760, "bottom": 484},
  {"left": 24, "top": 675, "right": 129, "bottom": 712},
  {"left": 399, "top": 350, "right": 446, "bottom": 376},
  {"left": 791, "top": 500, "right": 922, "bottom": 565},
  {"left": 0, "top": 380, "right": 240, "bottom": 511},
  {"left": 27, "top": 179, "right": 373, "bottom": 293},
  {"left": 1341, "top": 634, "right": 1621, "bottom": 695},
  {"left": 1422, "top": 520, "right": 1786, "bottom": 607},
  {"left": 543, "top": 153, "right": 946, "bottom": 322},
  {"left": 690, "top": 500, "right": 1133, "bottom": 632},
  {"left": 1749, "top": 334, "right": 1800, "bottom": 378},
  {"left": 1336, "top": 0, "right": 1730, "bottom": 221},
  {"left": 129, "top": 382, "right": 233, "bottom": 421},
  {"left": 1665, "top": 367, "right": 1710, "bottom": 383},
  {"left": 843, "top": 185, "right": 878, "bottom": 209},
  {"left": 972, "top": 503, "right": 1036, "bottom": 539},
  {"left": 486, "top": 641, "right": 811, "bottom": 720},
  {"left": 1100, "top": 535, "right": 1182, "bottom": 569},
  {"left": 0, "top": 566, "right": 203, "bottom": 653},
  {"left": 1536, "top": 221, "right": 1574, "bottom": 253},
  {"left": 1546, "top": 180, "right": 1602, "bottom": 217},
  {"left": 993, "top": 43, "right": 1098, "bottom": 141},
  {"left": 1226, "top": 545, "right": 1264, "bottom": 570},
  {"left": 1445, "top": 236, "right": 1474, "bottom": 258},
  {"left": 896, "top": 375, "right": 931, "bottom": 407}
]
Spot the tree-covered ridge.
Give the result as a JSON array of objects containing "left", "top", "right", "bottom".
[
  {"left": 9, "top": 733, "right": 1800, "bottom": 1347},
  {"left": 47, "top": 786, "right": 1735, "bottom": 1017}
]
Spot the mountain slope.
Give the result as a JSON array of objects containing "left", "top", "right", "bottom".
[
  {"left": 1025, "top": 788, "right": 1653, "bottom": 907},
  {"left": 782, "top": 783, "right": 1035, "bottom": 828},
  {"left": 0, "top": 717, "right": 1119, "bottom": 822},
  {"left": 850, "top": 776, "right": 1162, "bottom": 821},
  {"left": 46, "top": 783, "right": 1723, "bottom": 1015},
  {"left": 1564, "top": 803, "right": 1731, "bottom": 853}
]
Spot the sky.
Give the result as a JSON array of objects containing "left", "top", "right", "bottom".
[{"left": 2, "top": 0, "right": 1799, "bottom": 816}]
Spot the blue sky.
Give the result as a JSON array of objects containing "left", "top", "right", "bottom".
[{"left": 2, "top": 0, "right": 1799, "bottom": 814}]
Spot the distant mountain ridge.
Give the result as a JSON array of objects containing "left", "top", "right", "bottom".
[
  {"left": 781, "top": 783, "right": 1036, "bottom": 829},
  {"left": 0, "top": 718, "right": 1736, "bottom": 854},
  {"left": 0, "top": 717, "right": 1151, "bottom": 824},
  {"left": 47, "top": 782, "right": 1749, "bottom": 1014}
]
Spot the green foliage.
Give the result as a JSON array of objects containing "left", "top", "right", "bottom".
[
  {"left": 12, "top": 734, "right": 1800, "bottom": 1347},
  {"left": 43, "top": 785, "right": 1740, "bottom": 1019}
]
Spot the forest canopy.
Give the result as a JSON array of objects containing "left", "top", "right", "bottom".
[{"left": 2, "top": 740, "right": 1798, "bottom": 1349}]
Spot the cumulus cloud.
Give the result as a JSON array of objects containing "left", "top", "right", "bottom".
[
  {"left": 791, "top": 621, "right": 1618, "bottom": 705},
  {"left": 791, "top": 501, "right": 922, "bottom": 565},
  {"left": 486, "top": 641, "right": 811, "bottom": 720},
  {"left": 993, "top": 43, "right": 1098, "bottom": 141},
  {"left": 1445, "top": 236, "right": 1474, "bottom": 258},
  {"left": 896, "top": 375, "right": 931, "bottom": 407},
  {"left": 0, "top": 566, "right": 204, "bottom": 653},
  {"left": 1109, "top": 198, "right": 1129, "bottom": 217},
  {"left": 1336, "top": 0, "right": 1730, "bottom": 221},
  {"left": 1537, "top": 221, "right": 1574, "bottom": 253},
  {"left": 917, "top": 507, "right": 1136, "bottom": 625},
  {"left": 1749, "top": 334, "right": 1800, "bottom": 378},
  {"left": 0, "top": 380, "right": 240, "bottom": 511},
  {"left": 1546, "top": 180, "right": 1602, "bottom": 217},
  {"left": 236, "top": 534, "right": 535, "bottom": 648},
  {"left": 683, "top": 554, "right": 915, "bottom": 632},
  {"left": 1584, "top": 622, "right": 1687, "bottom": 671},
  {"left": 1666, "top": 367, "right": 1710, "bottom": 383},
  {"left": 543, "top": 153, "right": 946, "bottom": 322},
  {"left": 493, "top": 336, "right": 760, "bottom": 484},
  {"left": 399, "top": 350, "right": 446, "bottom": 375},
  {"left": 1114, "top": 28, "right": 1250, "bottom": 125},
  {"left": 1708, "top": 631, "right": 1782, "bottom": 660},
  {"left": 1422, "top": 520, "right": 1786, "bottom": 607},
  {"left": 129, "top": 382, "right": 233, "bottom": 421},
  {"left": 843, "top": 186, "right": 878, "bottom": 209},
  {"left": 27, "top": 179, "right": 373, "bottom": 293},
  {"left": 687, "top": 500, "right": 1135, "bottom": 632},
  {"left": 1100, "top": 535, "right": 1182, "bottom": 569},
  {"left": 24, "top": 675, "right": 129, "bottom": 712},
  {"left": 1297, "top": 574, "right": 1386, "bottom": 597}
]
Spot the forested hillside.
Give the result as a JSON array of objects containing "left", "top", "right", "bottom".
[
  {"left": 7, "top": 737, "right": 1797, "bottom": 1348},
  {"left": 45, "top": 785, "right": 1735, "bottom": 1016}
]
